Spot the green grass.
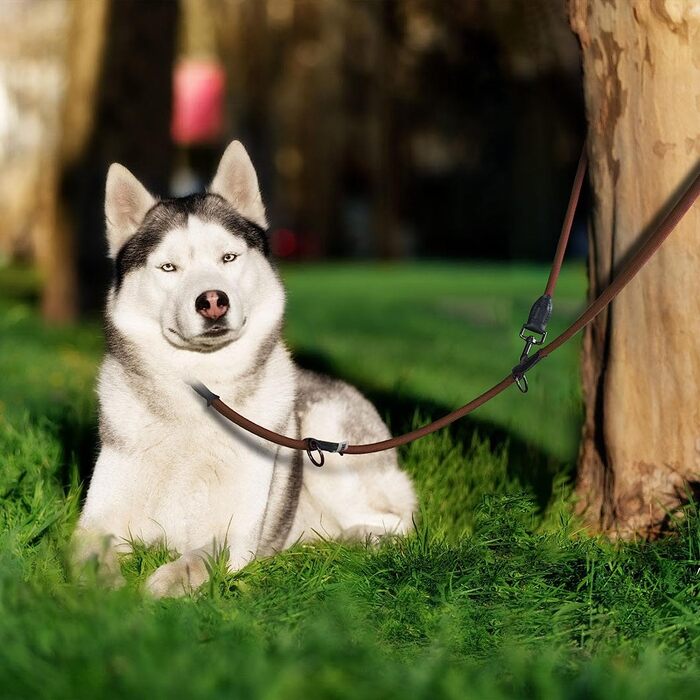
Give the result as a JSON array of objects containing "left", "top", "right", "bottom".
[
  {"left": 1, "top": 262, "right": 700, "bottom": 699},
  {"left": 284, "top": 263, "right": 586, "bottom": 463}
]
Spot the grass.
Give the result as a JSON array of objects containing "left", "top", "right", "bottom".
[
  {"left": 284, "top": 263, "right": 586, "bottom": 463},
  {"left": 1, "top": 262, "right": 700, "bottom": 699}
]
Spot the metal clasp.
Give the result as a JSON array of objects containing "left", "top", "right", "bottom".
[
  {"left": 516, "top": 328, "right": 545, "bottom": 393},
  {"left": 513, "top": 326, "right": 547, "bottom": 394},
  {"left": 519, "top": 325, "right": 547, "bottom": 358},
  {"left": 515, "top": 295, "right": 552, "bottom": 393},
  {"left": 512, "top": 348, "right": 543, "bottom": 394}
]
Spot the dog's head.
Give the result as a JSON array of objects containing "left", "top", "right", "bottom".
[{"left": 105, "top": 141, "right": 283, "bottom": 353}]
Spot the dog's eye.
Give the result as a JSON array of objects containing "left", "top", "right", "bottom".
[
  {"left": 222, "top": 253, "right": 239, "bottom": 263},
  {"left": 160, "top": 263, "right": 176, "bottom": 272}
]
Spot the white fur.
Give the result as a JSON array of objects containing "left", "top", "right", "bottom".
[
  {"left": 104, "top": 163, "right": 156, "bottom": 257},
  {"left": 209, "top": 140, "right": 268, "bottom": 228}
]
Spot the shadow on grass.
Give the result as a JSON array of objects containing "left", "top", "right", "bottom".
[
  {"left": 15, "top": 398, "right": 100, "bottom": 497},
  {"left": 55, "top": 413, "right": 100, "bottom": 493}
]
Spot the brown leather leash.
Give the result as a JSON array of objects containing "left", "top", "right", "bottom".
[{"left": 192, "top": 143, "right": 700, "bottom": 467}]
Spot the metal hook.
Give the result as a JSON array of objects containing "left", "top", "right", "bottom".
[
  {"left": 514, "top": 373, "right": 529, "bottom": 393},
  {"left": 520, "top": 335, "right": 536, "bottom": 362}
]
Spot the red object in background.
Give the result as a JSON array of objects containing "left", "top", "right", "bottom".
[
  {"left": 271, "top": 228, "right": 300, "bottom": 258},
  {"left": 171, "top": 59, "right": 226, "bottom": 145}
]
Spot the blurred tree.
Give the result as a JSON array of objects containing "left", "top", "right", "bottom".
[
  {"left": 571, "top": 1, "right": 700, "bottom": 535},
  {"left": 211, "top": 0, "right": 583, "bottom": 260},
  {"left": 0, "top": 1, "right": 73, "bottom": 267},
  {"left": 1, "top": 0, "right": 589, "bottom": 306},
  {"left": 0, "top": 0, "right": 176, "bottom": 321},
  {"left": 372, "top": 0, "right": 404, "bottom": 258},
  {"left": 0, "top": 0, "right": 107, "bottom": 321},
  {"left": 41, "top": 0, "right": 109, "bottom": 322},
  {"left": 68, "top": 0, "right": 178, "bottom": 316}
]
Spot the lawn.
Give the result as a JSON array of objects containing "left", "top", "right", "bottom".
[{"left": 1, "top": 262, "right": 699, "bottom": 699}]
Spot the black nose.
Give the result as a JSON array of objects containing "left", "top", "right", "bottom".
[{"left": 195, "top": 290, "right": 230, "bottom": 320}]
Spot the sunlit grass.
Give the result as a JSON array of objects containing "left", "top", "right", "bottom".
[
  {"left": 282, "top": 262, "right": 586, "bottom": 463},
  {"left": 1, "top": 262, "right": 699, "bottom": 699}
]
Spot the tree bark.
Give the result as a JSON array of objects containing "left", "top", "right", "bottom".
[{"left": 570, "top": 0, "right": 700, "bottom": 536}]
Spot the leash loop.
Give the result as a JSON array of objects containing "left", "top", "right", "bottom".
[
  {"left": 513, "top": 142, "right": 587, "bottom": 392},
  {"left": 306, "top": 439, "right": 325, "bottom": 467}
]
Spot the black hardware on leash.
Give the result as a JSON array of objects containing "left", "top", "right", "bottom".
[
  {"left": 191, "top": 142, "right": 700, "bottom": 461},
  {"left": 515, "top": 296, "right": 551, "bottom": 393},
  {"left": 514, "top": 143, "right": 588, "bottom": 393}
]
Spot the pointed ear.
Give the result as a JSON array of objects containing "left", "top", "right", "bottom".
[
  {"left": 104, "top": 163, "right": 156, "bottom": 256},
  {"left": 209, "top": 141, "right": 268, "bottom": 228}
]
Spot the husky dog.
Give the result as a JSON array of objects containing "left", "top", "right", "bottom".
[{"left": 73, "top": 141, "right": 417, "bottom": 597}]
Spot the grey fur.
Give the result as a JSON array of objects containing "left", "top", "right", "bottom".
[
  {"left": 103, "top": 316, "right": 175, "bottom": 422},
  {"left": 296, "top": 369, "right": 390, "bottom": 444},
  {"left": 238, "top": 320, "right": 283, "bottom": 394},
  {"left": 98, "top": 414, "right": 124, "bottom": 449},
  {"left": 104, "top": 316, "right": 144, "bottom": 377},
  {"left": 258, "top": 414, "right": 304, "bottom": 555}
]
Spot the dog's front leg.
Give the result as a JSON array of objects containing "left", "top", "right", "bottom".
[{"left": 146, "top": 447, "right": 278, "bottom": 598}]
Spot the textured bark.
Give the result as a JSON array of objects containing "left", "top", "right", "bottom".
[{"left": 570, "top": 0, "right": 700, "bottom": 535}]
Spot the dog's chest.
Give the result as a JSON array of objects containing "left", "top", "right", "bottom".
[{"left": 122, "top": 425, "right": 263, "bottom": 549}]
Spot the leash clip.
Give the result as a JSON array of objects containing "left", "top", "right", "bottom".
[
  {"left": 515, "top": 294, "right": 552, "bottom": 393},
  {"left": 304, "top": 437, "right": 348, "bottom": 467},
  {"left": 512, "top": 350, "right": 542, "bottom": 394}
]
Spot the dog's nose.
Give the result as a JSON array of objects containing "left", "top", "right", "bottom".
[{"left": 195, "top": 290, "right": 229, "bottom": 320}]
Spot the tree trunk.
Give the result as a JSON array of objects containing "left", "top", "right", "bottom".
[
  {"left": 570, "top": 0, "right": 700, "bottom": 536},
  {"left": 38, "top": 0, "right": 108, "bottom": 322},
  {"left": 69, "top": 0, "right": 178, "bottom": 315}
]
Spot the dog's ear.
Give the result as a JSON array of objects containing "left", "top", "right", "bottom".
[
  {"left": 104, "top": 163, "right": 156, "bottom": 257},
  {"left": 209, "top": 141, "right": 267, "bottom": 228}
]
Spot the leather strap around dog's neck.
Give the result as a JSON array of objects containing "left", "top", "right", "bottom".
[{"left": 192, "top": 145, "right": 700, "bottom": 466}]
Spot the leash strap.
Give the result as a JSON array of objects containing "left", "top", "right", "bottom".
[
  {"left": 515, "top": 143, "right": 588, "bottom": 392},
  {"left": 192, "top": 146, "right": 700, "bottom": 459}
]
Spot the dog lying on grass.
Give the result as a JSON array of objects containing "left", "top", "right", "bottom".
[{"left": 72, "top": 141, "right": 417, "bottom": 597}]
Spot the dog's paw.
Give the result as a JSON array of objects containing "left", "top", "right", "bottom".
[
  {"left": 341, "top": 521, "right": 406, "bottom": 547},
  {"left": 341, "top": 524, "right": 385, "bottom": 546},
  {"left": 145, "top": 554, "right": 210, "bottom": 599},
  {"left": 75, "top": 553, "right": 127, "bottom": 589},
  {"left": 70, "top": 530, "right": 126, "bottom": 589}
]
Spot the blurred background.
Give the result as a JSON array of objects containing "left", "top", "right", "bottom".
[{"left": 0, "top": 0, "right": 587, "bottom": 322}]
